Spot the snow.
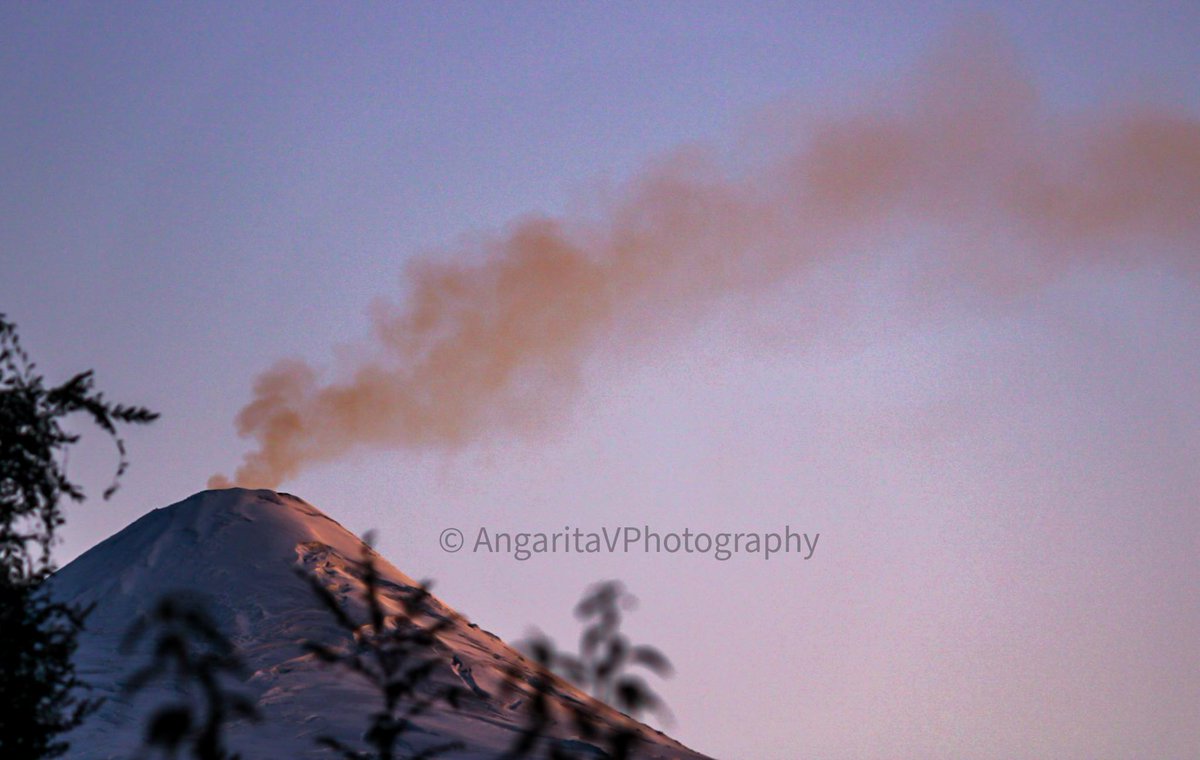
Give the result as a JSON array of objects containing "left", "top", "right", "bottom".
[{"left": 51, "top": 488, "right": 710, "bottom": 759}]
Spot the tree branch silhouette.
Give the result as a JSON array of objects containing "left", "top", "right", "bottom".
[{"left": 0, "top": 313, "right": 157, "bottom": 759}]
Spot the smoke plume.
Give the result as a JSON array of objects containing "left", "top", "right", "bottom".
[{"left": 211, "top": 30, "right": 1200, "bottom": 489}]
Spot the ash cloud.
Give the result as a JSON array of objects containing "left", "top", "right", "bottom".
[{"left": 210, "top": 29, "right": 1200, "bottom": 489}]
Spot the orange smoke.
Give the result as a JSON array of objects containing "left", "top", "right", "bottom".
[{"left": 210, "top": 30, "right": 1200, "bottom": 489}]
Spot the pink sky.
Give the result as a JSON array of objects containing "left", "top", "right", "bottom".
[{"left": 3, "top": 4, "right": 1197, "bottom": 758}]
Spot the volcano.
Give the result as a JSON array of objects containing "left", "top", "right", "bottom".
[{"left": 51, "top": 488, "right": 710, "bottom": 759}]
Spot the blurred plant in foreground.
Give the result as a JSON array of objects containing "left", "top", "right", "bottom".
[
  {"left": 122, "top": 594, "right": 260, "bottom": 760},
  {"left": 502, "top": 581, "right": 674, "bottom": 760},
  {"left": 298, "top": 536, "right": 465, "bottom": 760}
]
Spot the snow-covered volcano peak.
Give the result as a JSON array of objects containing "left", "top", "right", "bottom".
[
  {"left": 53, "top": 488, "right": 416, "bottom": 620},
  {"left": 52, "top": 490, "right": 710, "bottom": 759}
]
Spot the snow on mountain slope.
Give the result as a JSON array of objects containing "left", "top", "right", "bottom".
[{"left": 51, "top": 489, "right": 710, "bottom": 759}]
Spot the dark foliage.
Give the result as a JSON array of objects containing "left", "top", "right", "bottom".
[
  {"left": 0, "top": 580, "right": 95, "bottom": 759},
  {"left": 0, "top": 315, "right": 158, "bottom": 579},
  {"left": 502, "top": 581, "right": 674, "bottom": 760},
  {"left": 0, "top": 313, "right": 157, "bottom": 759},
  {"left": 298, "top": 536, "right": 465, "bottom": 760},
  {"left": 121, "top": 595, "right": 260, "bottom": 760}
]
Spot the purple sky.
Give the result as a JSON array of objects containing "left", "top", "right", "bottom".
[{"left": 3, "top": 4, "right": 1198, "bottom": 758}]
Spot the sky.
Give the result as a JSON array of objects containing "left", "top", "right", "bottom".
[{"left": 3, "top": 3, "right": 1199, "bottom": 759}]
